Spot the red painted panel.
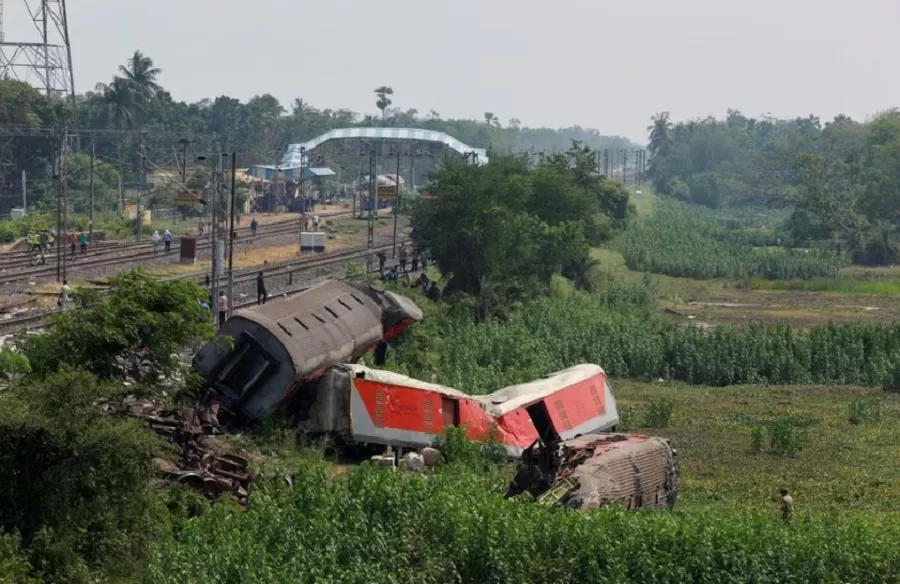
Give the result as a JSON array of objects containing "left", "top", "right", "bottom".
[
  {"left": 545, "top": 373, "right": 607, "bottom": 433},
  {"left": 354, "top": 378, "right": 445, "bottom": 433},
  {"left": 494, "top": 410, "right": 539, "bottom": 449},
  {"left": 459, "top": 399, "right": 492, "bottom": 440}
]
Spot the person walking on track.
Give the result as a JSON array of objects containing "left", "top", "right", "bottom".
[
  {"left": 163, "top": 229, "right": 173, "bottom": 254},
  {"left": 79, "top": 232, "right": 88, "bottom": 255},
  {"left": 151, "top": 230, "right": 161, "bottom": 255},
  {"left": 257, "top": 271, "right": 268, "bottom": 305}
]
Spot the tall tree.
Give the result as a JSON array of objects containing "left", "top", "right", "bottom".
[
  {"left": 118, "top": 50, "right": 161, "bottom": 104},
  {"left": 647, "top": 112, "right": 673, "bottom": 158},
  {"left": 95, "top": 78, "right": 134, "bottom": 129},
  {"left": 374, "top": 86, "right": 393, "bottom": 125}
]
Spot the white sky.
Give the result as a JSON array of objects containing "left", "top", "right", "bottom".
[{"left": 7, "top": 0, "right": 900, "bottom": 142}]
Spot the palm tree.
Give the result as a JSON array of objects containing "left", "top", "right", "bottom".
[
  {"left": 647, "top": 112, "right": 673, "bottom": 158},
  {"left": 119, "top": 50, "right": 161, "bottom": 104},
  {"left": 95, "top": 78, "right": 134, "bottom": 129},
  {"left": 483, "top": 112, "right": 499, "bottom": 127},
  {"left": 374, "top": 86, "right": 393, "bottom": 125}
]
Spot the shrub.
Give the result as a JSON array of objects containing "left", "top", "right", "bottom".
[
  {"left": 767, "top": 418, "right": 807, "bottom": 456},
  {"left": 848, "top": 397, "right": 883, "bottom": 425},
  {"left": 644, "top": 396, "right": 674, "bottom": 428},
  {"left": 144, "top": 462, "right": 900, "bottom": 584},
  {"left": 617, "top": 405, "right": 639, "bottom": 431}
]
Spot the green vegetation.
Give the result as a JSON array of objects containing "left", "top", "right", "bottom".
[
  {"left": 143, "top": 460, "right": 900, "bottom": 584},
  {"left": 0, "top": 271, "right": 213, "bottom": 583},
  {"left": 647, "top": 109, "right": 900, "bottom": 266},
  {"left": 19, "top": 269, "right": 214, "bottom": 380},
  {"left": 745, "top": 275, "right": 900, "bottom": 294},
  {"left": 386, "top": 285, "right": 900, "bottom": 390},
  {"left": 615, "top": 198, "right": 847, "bottom": 280},
  {"left": 413, "top": 143, "right": 632, "bottom": 312}
]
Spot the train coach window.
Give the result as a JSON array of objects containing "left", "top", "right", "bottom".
[
  {"left": 293, "top": 317, "right": 309, "bottom": 331},
  {"left": 312, "top": 312, "right": 326, "bottom": 324},
  {"left": 323, "top": 305, "right": 339, "bottom": 319},
  {"left": 278, "top": 322, "right": 293, "bottom": 337},
  {"left": 338, "top": 298, "right": 353, "bottom": 311},
  {"left": 350, "top": 293, "right": 364, "bottom": 306}
]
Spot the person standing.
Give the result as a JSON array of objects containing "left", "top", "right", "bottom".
[
  {"left": 68, "top": 233, "right": 77, "bottom": 259},
  {"left": 411, "top": 247, "right": 419, "bottom": 273},
  {"left": 376, "top": 250, "right": 387, "bottom": 277},
  {"left": 256, "top": 271, "right": 268, "bottom": 305},
  {"left": 217, "top": 291, "right": 229, "bottom": 327},
  {"left": 198, "top": 219, "right": 205, "bottom": 236},
  {"left": 250, "top": 217, "right": 259, "bottom": 237},
  {"left": 398, "top": 244, "right": 408, "bottom": 273},
  {"left": 79, "top": 232, "right": 88, "bottom": 255},
  {"left": 779, "top": 488, "right": 793, "bottom": 522},
  {"left": 151, "top": 230, "right": 161, "bottom": 255},
  {"left": 59, "top": 279, "right": 71, "bottom": 309},
  {"left": 163, "top": 229, "right": 173, "bottom": 254}
]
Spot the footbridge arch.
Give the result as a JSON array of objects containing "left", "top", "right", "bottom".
[{"left": 282, "top": 127, "right": 489, "bottom": 167}]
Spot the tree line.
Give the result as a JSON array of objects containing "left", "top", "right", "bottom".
[
  {"left": 0, "top": 50, "right": 636, "bottom": 214},
  {"left": 647, "top": 109, "right": 900, "bottom": 265}
]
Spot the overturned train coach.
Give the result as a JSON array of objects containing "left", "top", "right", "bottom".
[
  {"left": 505, "top": 433, "right": 680, "bottom": 511},
  {"left": 294, "top": 363, "right": 620, "bottom": 457},
  {"left": 193, "top": 280, "right": 423, "bottom": 422}
]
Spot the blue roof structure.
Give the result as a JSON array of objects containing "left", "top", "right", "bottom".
[{"left": 282, "top": 127, "right": 489, "bottom": 167}]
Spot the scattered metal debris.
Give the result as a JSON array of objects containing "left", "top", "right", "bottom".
[{"left": 112, "top": 396, "right": 257, "bottom": 506}]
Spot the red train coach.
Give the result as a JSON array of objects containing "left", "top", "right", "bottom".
[{"left": 295, "top": 363, "right": 620, "bottom": 456}]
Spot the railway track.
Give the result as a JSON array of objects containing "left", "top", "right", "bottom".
[
  {"left": 0, "top": 212, "right": 357, "bottom": 285},
  {"left": 0, "top": 239, "right": 410, "bottom": 335}
]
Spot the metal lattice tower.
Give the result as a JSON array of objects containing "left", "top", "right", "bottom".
[{"left": 0, "top": 0, "right": 75, "bottom": 104}]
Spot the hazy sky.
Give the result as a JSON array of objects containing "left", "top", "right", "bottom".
[{"left": 11, "top": 0, "right": 900, "bottom": 142}]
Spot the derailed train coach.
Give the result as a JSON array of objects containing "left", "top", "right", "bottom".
[
  {"left": 505, "top": 433, "right": 680, "bottom": 511},
  {"left": 192, "top": 280, "right": 423, "bottom": 422},
  {"left": 294, "top": 363, "right": 620, "bottom": 456}
]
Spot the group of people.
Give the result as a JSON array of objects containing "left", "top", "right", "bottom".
[
  {"left": 376, "top": 245, "right": 440, "bottom": 300},
  {"left": 27, "top": 229, "right": 91, "bottom": 264},
  {"left": 376, "top": 244, "right": 426, "bottom": 279},
  {"left": 150, "top": 230, "right": 174, "bottom": 254}
]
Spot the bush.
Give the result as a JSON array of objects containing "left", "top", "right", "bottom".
[
  {"left": 433, "top": 425, "right": 507, "bottom": 468},
  {"left": 0, "top": 368, "right": 164, "bottom": 581},
  {"left": 617, "top": 405, "right": 639, "bottom": 431},
  {"left": 848, "top": 397, "right": 883, "bottom": 425},
  {"left": 644, "top": 396, "right": 674, "bottom": 428},
  {"left": 144, "top": 462, "right": 900, "bottom": 584}
]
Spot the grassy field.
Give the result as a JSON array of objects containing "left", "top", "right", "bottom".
[{"left": 615, "top": 380, "right": 900, "bottom": 516}]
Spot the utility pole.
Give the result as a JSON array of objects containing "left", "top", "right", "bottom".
[
  {"left": 299, "top": 146, "right": 307, "bottom": 233},
  {"left": 136, "top": 145, "right": 144, "bottom": 241},
  {"left": 54, "top": 132, "right": 62, "bottom": 282},
  {"left": 117, "top": 138, "right": 124, "bottom": 217},
  {"left": 89, "top": 136, "right": 94, "bottom": 243},
  {"left": 391, "top": 142, "right": 401, "bottom": 258},
  {"left": 61, "top": 131, "right": 69, "bottom": 284},
  {"left": 21, "top": 170, "right": 26, "bottom": 214},
  {"left": 366, "top": 143, "right": 376, "bottom": 277},
  {"left": 228, "top": 151, "right": 236, "bottom": 317}
]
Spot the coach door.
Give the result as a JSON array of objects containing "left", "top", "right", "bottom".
[{"left": 441, "top": 397, "right": 459, "bottom": 429}]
